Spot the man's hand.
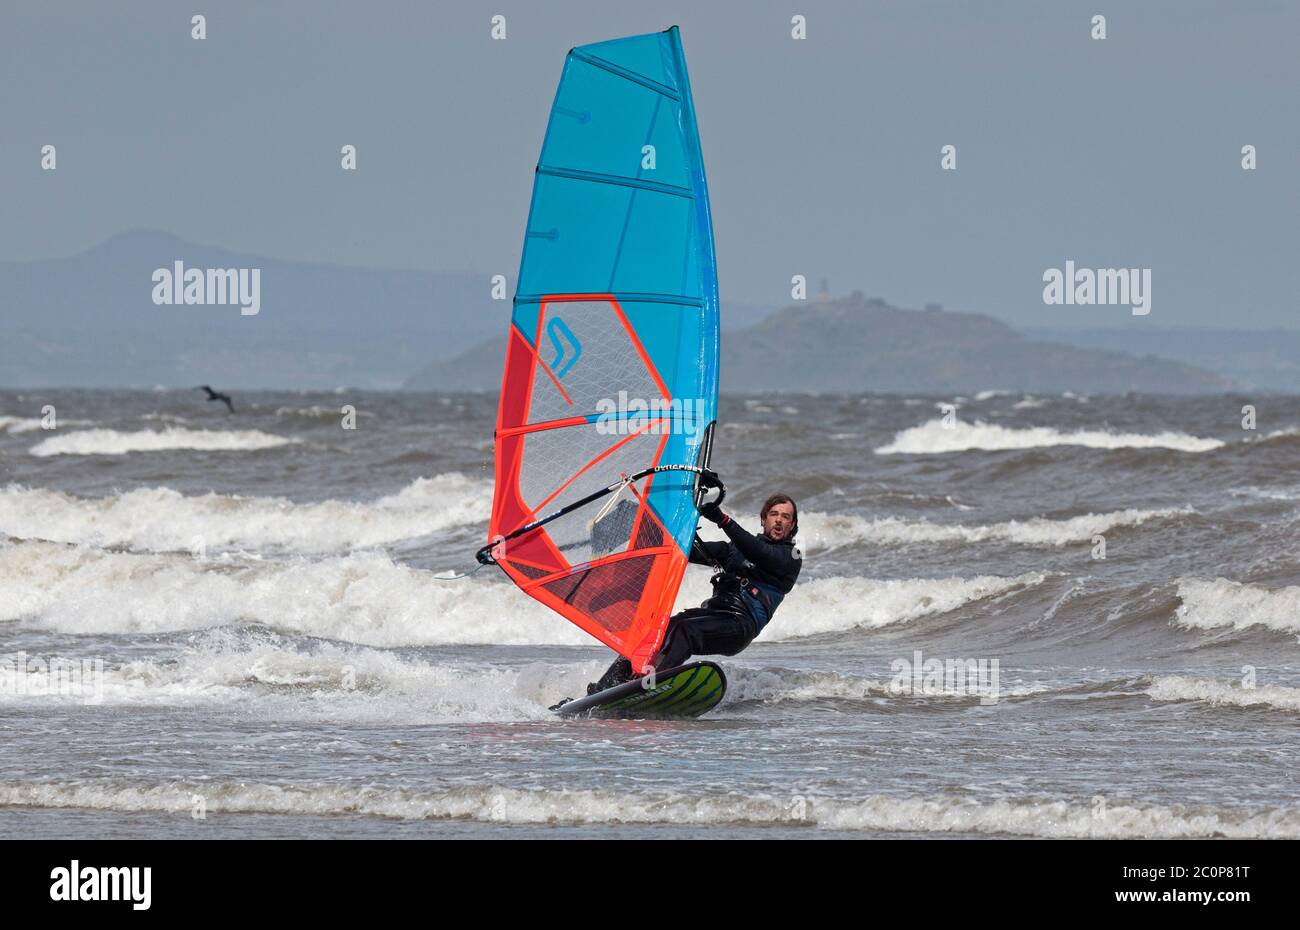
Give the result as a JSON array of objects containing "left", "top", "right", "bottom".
[{"left": 698, "top": 500, "right": 729, "bottom": 526}]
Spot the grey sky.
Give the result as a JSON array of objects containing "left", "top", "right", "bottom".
[{"left": 3, "top": 0, "right": 1297, "bottom": 329}]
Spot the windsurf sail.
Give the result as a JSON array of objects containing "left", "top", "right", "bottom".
[{"left": 481, "top": 26, "right": 719, "bottom": 672}]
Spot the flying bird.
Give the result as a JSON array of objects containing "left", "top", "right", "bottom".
[{"left": 196, "top": 385, "right": 235, "bottom": 413}]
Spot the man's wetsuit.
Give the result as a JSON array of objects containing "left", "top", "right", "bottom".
[{"left": 590, "top": 513, "right": 802, "bottom": 693}]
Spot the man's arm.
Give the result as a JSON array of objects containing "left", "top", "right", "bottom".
[
  {"left": 719, "top": 519, "right": 800, "bottom": 586},
  {"left": 689, "top": 536, "right": 729, "bottom": 567}
]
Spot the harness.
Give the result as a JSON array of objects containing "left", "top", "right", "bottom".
[
  {"left": 709, "top": 571, "right": 782, "bottom": 631},
  {"left": 694, "top": 531, "right": 793, "bottom": 632}
]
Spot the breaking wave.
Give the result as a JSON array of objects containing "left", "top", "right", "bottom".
[
  {"left": 0, "top": 780, "right": 1294, "bottom": 837},
  {"left": 0, "top": 474, "right": 490, "bottom": 553},
  {"left": 1174, "top": 578, "right": 1300, "bottom": 637},
  {"left": 29, "top": 427, "right": 296, "bottom": 457},
  {"left": 1147, "top": 675, "right": 1300, "bottom": 714},
  {"left": 876, "top": 419, "right": 1223, "bottom": 455},
  {"left": 799, "top": 508, "right": 1189, "bottom": 551}
]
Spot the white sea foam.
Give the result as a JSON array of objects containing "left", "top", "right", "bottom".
[
  {"left": 1259, "top": 426, "right": 1300, "bottom": 442},
  {"left": 876, "top": 419, "right": 1223, "bottom": 455},
  {"left": 1147, "top": 676, "right": 1300, "bottom": 714},
  {"left": 0, "top": 634, "right": 1051, "bottom": 717},
  {"left": 0, "top": 473, "right": 491, "bottom": 553},
  {"left": 798, "top": 508, "right": 1188, "bottom": 551},
  {"left": 0, "top": 539, "right": 1041, "bottom": 645},
  {"left": 675, "top": 548, "right": 1042, "bottom": 637},
  {"left": 815, "top": 795, "right": 1300, "bottom": 838},
  {"left": 759, "top": 573, "right": 1046, "bottom": 639},
  {"left": 271, "top": 405, "right": 373, "bottom": 421},
  {"left": 0, "top": 416, "right": 95, "bottom": 434},
  {"left": 1174, "top": 578, "right": 1300, "bottom": 636},
  {"left": 724, "top": 666, "right": 1046, "bottom": 703},
  {"left": 29, "top": 427, "right": 296, "bottom": 456},
  {"left": 1227, "top": 485, "right": 1300, "bottom": 501},
  {"left": 0, "top": 636, "right": 583, "bottom": 723},
  {"left": 725, "top": 667, "right": 889, "bottom": 703},
  {"left": 0, "top": 541, "right": 585, "bottom": 646},
  {"left": 0, "top": 780, "right": 1293, "bottom": 837}
]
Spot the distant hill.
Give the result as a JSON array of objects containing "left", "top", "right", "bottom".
[
  {"left": 0, "top": 230, "right": 502, "bottom": 389},
  {"left": 1027, "top": 326, "right": 1300, "bottom": 394},
  {"left": 404, "top": 294, "right": 1233, "bottom": 394}
]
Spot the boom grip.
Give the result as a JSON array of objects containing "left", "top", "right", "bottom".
[{"left": 696, "top": 468, "right": 726, "bottom": 508}]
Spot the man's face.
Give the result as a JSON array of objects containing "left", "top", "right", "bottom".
[{"left": 763, "top": 502, "right": 795, "bottom": 541}]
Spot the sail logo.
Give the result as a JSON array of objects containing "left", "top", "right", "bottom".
[
  {"left": 151, "top": 261, "right": 261, "bottom": 316},
  {"left": 888, "top": 649, "right": 1001, "bottom": 705},
  {"left": 49, "top": 861, "right": 151, "bottom": 910},
  {"left": 595, "top": 391, "right": 707, "bottom": 437},
  {"left": 1042, "top": 260, "right": 1151, "bottom": 315},
  {"left": 546, "top": 317, "right": 582, "bottom": 377}
]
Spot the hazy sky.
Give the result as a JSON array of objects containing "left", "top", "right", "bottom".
[{"left": 3, "top": 0, "right": 1297, "bottom": 328}]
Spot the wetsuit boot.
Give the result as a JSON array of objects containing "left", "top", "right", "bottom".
[{"left": 587, "top": 655, "right": 635, "bottom": 695}]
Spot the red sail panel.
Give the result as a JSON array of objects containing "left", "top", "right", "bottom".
[{"left": 488, "top": 295, "right": 686, "bottom": 670}]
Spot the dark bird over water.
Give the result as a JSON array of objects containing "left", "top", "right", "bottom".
[{"left": 197, "top": 385, "right": 235, "bottom": 413}]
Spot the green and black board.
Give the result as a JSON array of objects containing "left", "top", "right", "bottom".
[{"left": 553, "top": 662, "right": 727, "bottom": 719}]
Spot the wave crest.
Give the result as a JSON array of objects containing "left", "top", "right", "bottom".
[
  {"left": 1, "top": 780, "right": 1294, "bottom": 837},
  {"left": 1174, "top": 578, "right": 1300, "bottom": 636},
  {"left": 877, "top": 419, "right": 1223, "bottom": 455},
  {"left": 0, "top": 473, "right": 490, "bottom": 553},
  {"left": 29, "top": 427, "right": 296, "bottom": 457}
]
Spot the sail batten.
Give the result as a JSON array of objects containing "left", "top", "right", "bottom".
[
  {"left": 514, "top": 292, "right": 705, "bottom": 307},
  {"left": 535, "top": 166, "right": 696, "bottom": 199},
  {"left": 569, "top": 50, "right": 682, "bottom": 99}
]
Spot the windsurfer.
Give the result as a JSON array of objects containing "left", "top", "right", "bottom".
[{"left": 588, "top": 489, "right": 802, "bottom": 693}]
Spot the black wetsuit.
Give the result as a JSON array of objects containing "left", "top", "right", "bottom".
[{"left": 592, "top": 518, "right": 802, "bottom": 691}]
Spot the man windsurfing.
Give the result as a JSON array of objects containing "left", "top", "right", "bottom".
[{"left": 587, "top": 484, "right": 802, "bottom": 694}]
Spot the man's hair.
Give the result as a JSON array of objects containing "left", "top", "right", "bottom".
[{"left": 760, "top": 493, "right": 798, "bottom": 541}]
